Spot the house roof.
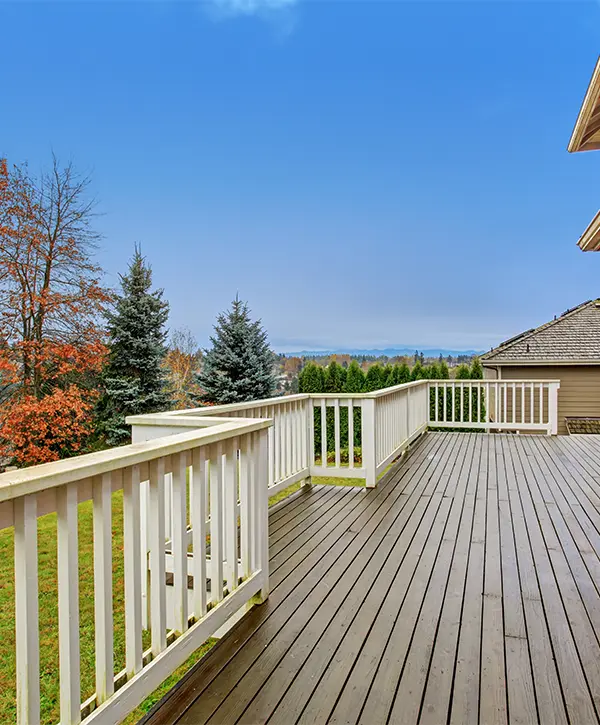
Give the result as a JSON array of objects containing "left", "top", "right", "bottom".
[
  {"left": 568, "top": 57, "right": 600, "bottom": 153},
  {"left": 577, "top": 210, "right": 600, "bottom": 251},
  {"left": 481, "top": 299, "right": 600, "bottom": 364}
]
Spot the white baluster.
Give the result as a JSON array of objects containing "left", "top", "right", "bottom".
[
  {"left": 149, "top": 458, "right": 167, "bottom": 655},
  {"left": 172, "top": 452, "right": 188, "bottom": 634},
  {"left": 93, "top": 472, "right": 114, "bottom": 702},
  {"left": 308, "top": 398, "right": 315, "bottom": 471},
  {"left": 240, "top": 436, "right": 253, "bottom": 579},
  {"left": 274, "top": 407, "right": 280, "bottom": 483},
  {"left": 191, "top": 448, "right": 207, "bottom": 620},
  {"left": 210, "top": 443, "right": 224, "bottom": 603},
  {"left": 321, "top": 400, "right": 327, "bottom": 467},
  {"left": 224, "top": 438, "right": 239, "bottom": 593},
  {"left": 334, "top": 399, "right": 341, "bottom": 468},
  {"left": 348, "top": 400, "right": 354, "bottom": 469},
  {"left": 14, "top": 494, "right": 40, "bottom": 725},
  {"left": 267, "top": 406, "right": 275, "bottom": 491},
  {"left": 123, "top": 465, "right": 143, "bottom": 677},
  {"left": 57, "top": 482, "right": 81, "bottom": 724}
]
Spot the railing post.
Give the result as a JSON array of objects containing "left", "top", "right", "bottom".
[
  {"left": 306, "top": 398, "right": 314, "bottom": 486},
  {"left": 427, "top": 382, "right": 432, "bottom": 426},
  {"left": 253, "top": 428, "right": 270, "bottom": 602},
  {"left": 548, "top": 382, "right": 560, "bottom": 435},
  {"left": 362, "top": 397, "right": 377, "bottom": 489}
]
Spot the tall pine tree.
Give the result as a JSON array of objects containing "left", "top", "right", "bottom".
[
  {"left": 198, "top": 297, "right": 276, "bottom": 404},
  {"left": 97, "top": 248, "right": 171, "bottom": 445}
]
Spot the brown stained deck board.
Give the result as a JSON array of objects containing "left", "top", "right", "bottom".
[
  {"left": 194, "top": 437, "right": 457, "bottom": 725},
  {"left": 263, "top": 434, "right": 463, "bottom": 725},
  {"left": 144, "top": 432, "right": 600, "bottom": 725}
]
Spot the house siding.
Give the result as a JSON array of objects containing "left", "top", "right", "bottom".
[{"left": 483, "top": 364, "right": 600, "bottom": 435}]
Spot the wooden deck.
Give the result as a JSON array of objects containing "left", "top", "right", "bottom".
[{"left": 143, "top": 431, "right": 600, "bottom": 725}]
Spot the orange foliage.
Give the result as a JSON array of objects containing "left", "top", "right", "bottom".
[
  {"left": 164, "top": 327, "right": 203, "bottom": 409},
  {"left": 282, "top": 356, "right": 302, "bottom": 374},
  {"left": 0, "top": 158, "right": 109, "bottom": 465},
  {"left": 1, "top": 386, "right": 98, "bottom": 465}
]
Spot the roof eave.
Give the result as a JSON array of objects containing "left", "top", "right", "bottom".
[
  {"left": 568, "top": 57, "right": 600, "bottom": 153},
  {"left": 482, "top": 359, "right": 600, "bottom": 366},
  {"left": 577, "top": 210, "right": 600, "bottom": 251}
]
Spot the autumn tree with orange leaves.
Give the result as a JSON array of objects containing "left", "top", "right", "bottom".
[
  {"left": 0, "top": 157, "right": 110, "bottom": 465},
  {"left": 165, "top": 327, "right": 203, "bottom": 409}
]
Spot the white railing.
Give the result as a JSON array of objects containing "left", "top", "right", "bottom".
[
  {"left": 1, "top": 417, "right": 270, "bottom": 725},
  {"left": 131, "top": 382, "right": 430, "bottom": 491},
  {"left": 3, "top": 376, "right": 561, "bottom": 724},
  {"left": 150, "top": 395, "right": 312, "bottom": 498},
  {"left": 308, "top": 381, "right": 429, "bottom": 487},
  {"left": 427, "top": 380, "right": 560, "bottom": 434}
]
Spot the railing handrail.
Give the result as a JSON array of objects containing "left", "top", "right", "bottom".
[
  {"left": 428, "top": 379, "right": 561, "bottom": 384},
  {"left": 150, "top": 393, "right": 311, "bottom": 417},
  {"left": 0, "top": 417, "right": 271, "bottom": 503},
  {"left": 128, "top": 382, "right": 433, "bottom": 425},
  {"left": 128, "top": 379, "right": 564, "bottom": 424},
  {"left": 313, "top": 380, "right": 429, "bottom": 399}
]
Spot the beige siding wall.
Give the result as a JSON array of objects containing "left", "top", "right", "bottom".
[{"left": 483, "top": 365, "right": 600, "bottom": 435}]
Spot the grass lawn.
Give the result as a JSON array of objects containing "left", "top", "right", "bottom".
[{"left": 0, "top": 474, "right": 366, "bottom": 724}]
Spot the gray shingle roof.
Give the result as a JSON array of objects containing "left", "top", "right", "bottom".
[{"left": 481, "top": 300, "right": 600, "bottom": 363}]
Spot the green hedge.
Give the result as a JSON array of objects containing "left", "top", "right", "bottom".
[{"left": 298, "top": 358, "right": 485, "bottom": 456}]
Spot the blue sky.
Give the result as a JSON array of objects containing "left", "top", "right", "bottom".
[{"left": 2, "top": 1, "right": 600, "bottom": 353}]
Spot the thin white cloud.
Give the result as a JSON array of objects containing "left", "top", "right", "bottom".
[
  {"left": 208, "top": 0, "right": 298, "bottom": 17},
  {"left": 204, "top": 0, "right": 300, "bottom": 37}
]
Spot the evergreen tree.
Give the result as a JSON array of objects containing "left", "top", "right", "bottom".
[
  {"left": 439, "top": 360, "right": 450, "bottom": 379},
  {"left": 455, "top": 363, "right": 471, "bottom": 380},
  {"left": 345, "top": 360, "right": 365, "bottom": 393},
  {"left": 298, "top": 362, "right": 324, "bottom": 458},
  {"left": 411, "top": 361, "right": 426, "bottom": 380},
  {"left": 324, "top": 360, "right": 346, "bottom": 393},
  {"left": 470, "top": 357, "right": 483, "bottom": 379},
  {"left": 385, "top": 367, "right": 396, "bottom": 388},
  {"left": 363, "top": 364, "right": 385, "bottom": 392},
  {"left": 198, "top": 297, "right": 276, "bottom": 404},
  {"left": 470, "top": 357, "right": 485, "bottom": 421},
  {"left": 298, "top": 362, "right": 324, "bottom": 393},
  {"left": 428, "top": 362, "right": 441, "bottom": 380},
  {"left": 397, "top": 363, "right": 411, "bottom": 384},
  {"left": 453, "top": 363, "right": 471, "bottom": 420},
  {"left": 344, "top": 360, "right": 364, "bottom": 454},
  {"left": 97, "top": 248, "right": 171, "bottom": 445}
]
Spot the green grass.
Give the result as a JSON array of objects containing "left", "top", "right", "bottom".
[{"left": 0, "top": 473, "right": 367, "bottom": 724}]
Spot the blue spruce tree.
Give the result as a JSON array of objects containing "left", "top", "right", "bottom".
[
  {"left": 198, "top": 297, "right": 276, "bottom": 404},
  {"left": 98, "top": 247, "right": 171, "bottom": 445}
]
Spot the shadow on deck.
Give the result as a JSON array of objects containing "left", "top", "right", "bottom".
[{"left": 141, "top": 431, "right": 600, "bottom": 725}]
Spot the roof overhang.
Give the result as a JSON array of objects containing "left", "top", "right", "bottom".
[
  {"left": 482, "top": 359, "right": 600, "bottom": 366},
  {"left": 577, "top": 210, "right": 600, "bottom": 251},
  {"left": 569, "top": 57, "right": 600, "bottom": 152}
]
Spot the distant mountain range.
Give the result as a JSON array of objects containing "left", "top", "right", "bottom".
[{"left": 280, "top": 347, "right": 485, "bottom": 358}]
